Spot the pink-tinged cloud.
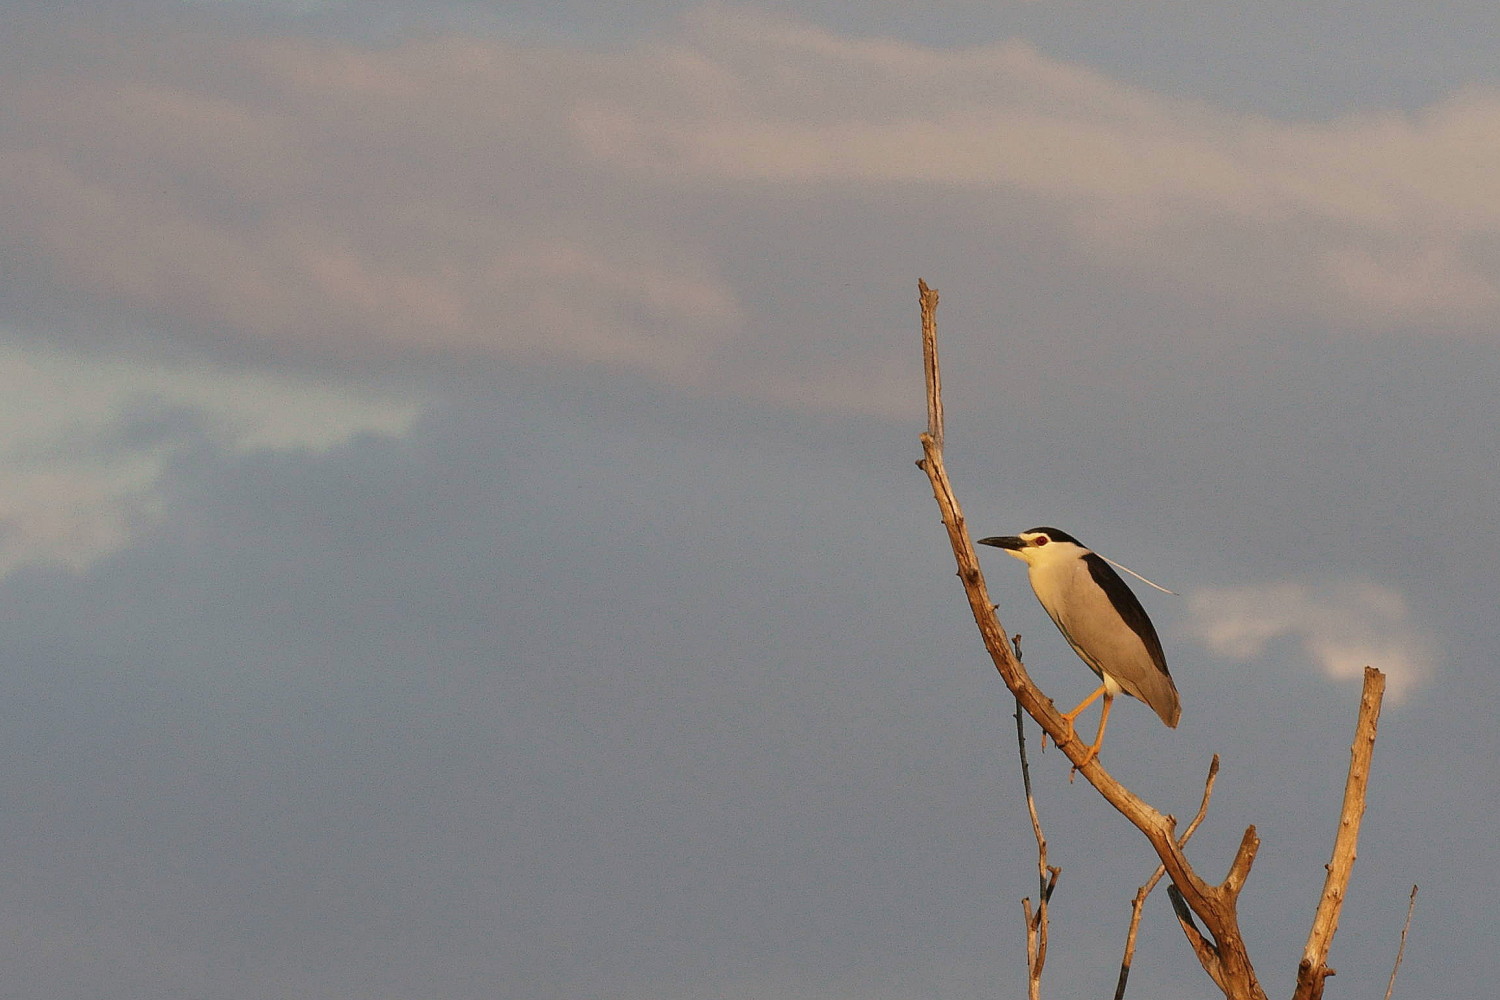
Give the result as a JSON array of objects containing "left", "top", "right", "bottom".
[
  {"left": 578, "top": 8, "right": 1500, "bottom": 327},
  {"left": 0, "top": 21, "right": 743, "bottom": 382},
  {"left": 5, "top": 7, "right": 1500, "bottom": 409}
]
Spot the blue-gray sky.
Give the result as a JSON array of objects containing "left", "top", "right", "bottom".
[{"left": 1, "top": 2, "right": 1496, "bottom": 997}]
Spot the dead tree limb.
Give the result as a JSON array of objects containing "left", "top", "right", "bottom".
[
  {"left": 915, "top": 278, "right": 1267, "bottom": 998},
  {"left": 1115, "top": 755, "right": 1220, "bottom": 1000},
  {"left": 1292, "top": 666, "right": 1387, "bottom": 1000},
  {"left": 916, "top": 279, "right": 1389, "bottom": 999}
]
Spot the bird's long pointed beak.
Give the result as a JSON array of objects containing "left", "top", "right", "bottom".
[{"left": 977, "top": 535, "right": 1025, "bottom": 551}]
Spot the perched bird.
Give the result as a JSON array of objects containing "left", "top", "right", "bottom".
[{"left": 977, "top": 527, "right": 1179, "bottom": 766}]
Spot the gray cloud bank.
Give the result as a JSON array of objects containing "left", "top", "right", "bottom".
[{"left": 0, "top": 377, "right": 1478, "bottom": 999}]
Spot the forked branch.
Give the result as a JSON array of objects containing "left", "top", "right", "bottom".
[
  {"left": 915, "top": 280, "right": 1387, "bottom": 1000},
  {"left": 915, "top": 279, "right": 1264, "bottom": 997},
  {"left": 1115, "top": 755, "right": 1220, "bottom": 1000}
]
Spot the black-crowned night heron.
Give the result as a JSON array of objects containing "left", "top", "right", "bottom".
[{"left": 978, "top": 527, "right": 1180, "bottom": 766}]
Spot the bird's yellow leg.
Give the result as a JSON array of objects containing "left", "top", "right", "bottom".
[
  {"left": 1056, "top": 683, "right": 1108, "bottom": 744},
  {"left": 1074, "top": 692, "right": 1115, "bottom": 769}
]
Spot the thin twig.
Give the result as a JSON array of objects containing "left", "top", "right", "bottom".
[
  {"left": 1383, "top": 886, "right": 1418, "bottom": 1000},
  {"left": 1022, "top": 897, "right": 1038, "bottom": 997},
  {"left": 1018, "top": 698, "right": 1047, "bottom": 1000},
  {"left": 1013, "top": 633, "right": 1056, "bottom": 1000}
]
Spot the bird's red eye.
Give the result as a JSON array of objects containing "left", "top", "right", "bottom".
[{"left": 1033, "top": 536, "right": 1048, "bottom": 546}]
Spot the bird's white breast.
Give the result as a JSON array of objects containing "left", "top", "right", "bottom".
[{"left": 1026, "top": 556, "right": 1149, "bottom": 688}]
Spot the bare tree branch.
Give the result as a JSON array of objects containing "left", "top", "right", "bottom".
[
  {"left": 1014, "top": 631, "right": 1058, "bottom": 1000},
  {"left": 1222, "top": 826, "right": 1261, "bottom": 896},
  {"left": 920, "top": 279, "right": 943, "bottom": 447},
  {"left": 914, "top": 280, "right": 1268, "bottom": 999},
  {"left": 1114, "top": 756, "right": 1221, "bottom": 1000},
  {"left": 1167, "top": 884, "right": 1227, "bottom": 993},
  {"left": 1292, "top": 666, "right": 1387, "bottom": 1000},
  {"left": 916, "top": 281, "right": 1389, "bottom": 1000},
  {"left": 1384, "top": 886, "right": 1418, "bottom": 1000}
]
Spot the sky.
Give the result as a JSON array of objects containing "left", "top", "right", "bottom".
[{"left": 1, "top": 1, "right": 1497, "bottom": 997}]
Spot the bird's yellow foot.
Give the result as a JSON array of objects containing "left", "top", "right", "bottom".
[
  {"left": 1042, "top": 717, "right": 1078, "bottom": 752},
  {"left": 1067, "top": 742, "right": 1102, "bottom": 782}
]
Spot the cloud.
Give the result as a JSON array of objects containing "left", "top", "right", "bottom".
[
  {"left": 6, "top": 5, "right": 1500, "bottom": 417},
  {"left": 0, "top": 16, "right": 744, "bottom": 382},
  {"left": 0, "top": 337, "right": 418, "bottom": 575},
  {"left": 579, "top": 8, "right": 1500, "bottom": 327},
  {"left": 1187, "top": 580, "right": 1435, "bottom": 702}
]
